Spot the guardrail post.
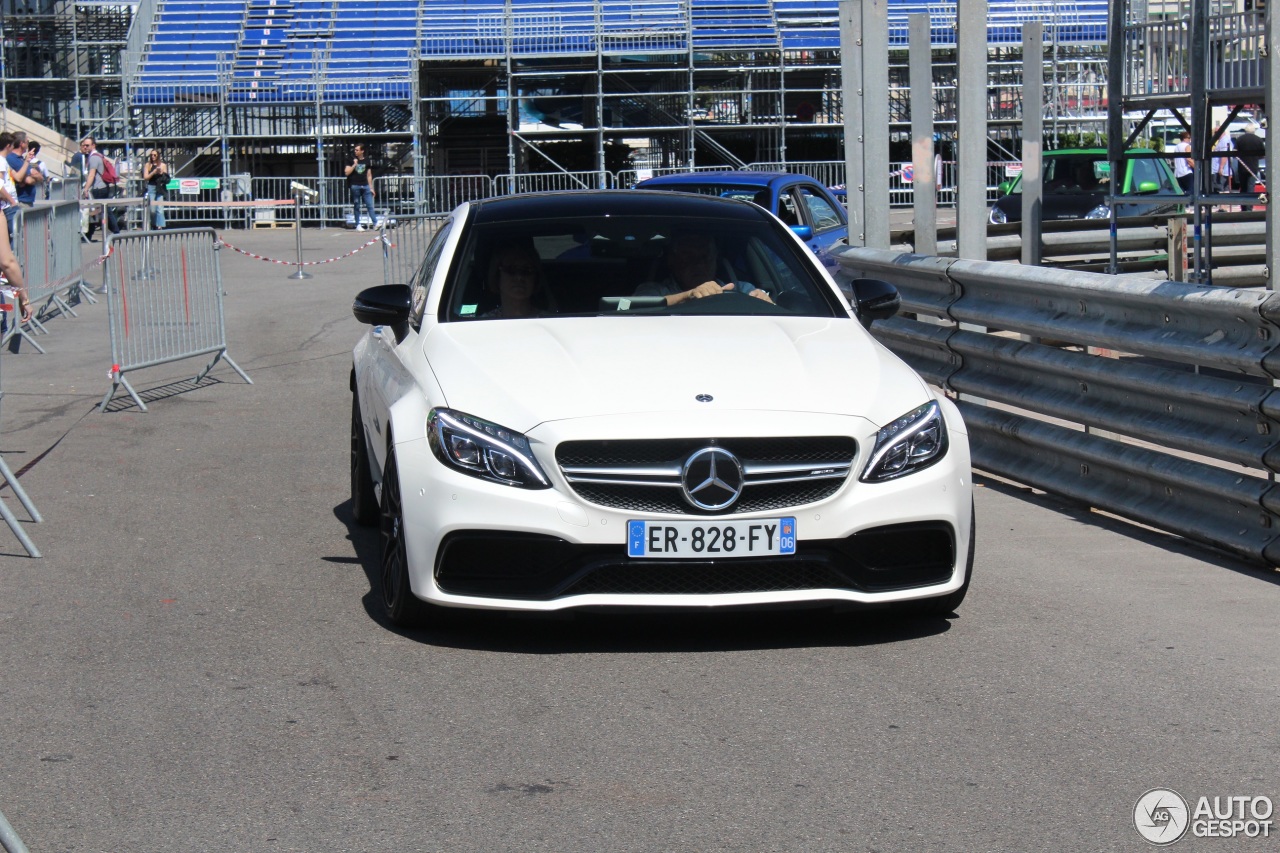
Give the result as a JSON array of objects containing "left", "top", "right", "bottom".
[{"left": 1168, "top": 216, "right": 1187, "bottom": 282}]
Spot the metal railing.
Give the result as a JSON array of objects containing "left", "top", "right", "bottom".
[
  {"left": 117, "top": 160, "right": 1026, "bottom": 231},
  {"left": 836, "top": 246, "right": 1280, "bottom": 566},
  {"left": 4, "top": 202, "right": 91, "bottom": 353},
  {"left": 100, "top": 228, "right": 251, "bottom": 411},
  {"left": 382, "top": 214, "right": 447, "bottom": 287}
]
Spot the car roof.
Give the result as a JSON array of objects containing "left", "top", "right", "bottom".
[
  {"left": 635, "top": 171, "right": 799, "bottom": 188},
  {"left": 467, "top": 189, "right": 774, "bottom": 223},
  {"left": 1043, "top": 148, "right": 1163, "bottom": 159}
]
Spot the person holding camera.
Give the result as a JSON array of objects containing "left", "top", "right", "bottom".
[
  {"left": 143, "top": 149, "right": 170, "bottom": 229},
  {"left": 344, "top": 144, "right": 376, "bottom": 231}
]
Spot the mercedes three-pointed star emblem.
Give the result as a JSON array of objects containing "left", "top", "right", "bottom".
[{"left": 681, "top": 447, "right": 745, "bottom": 511}]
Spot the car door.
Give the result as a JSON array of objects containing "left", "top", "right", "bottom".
[
  {"left": 790, "top": 181, "right": 849, "bottom": 276},
  {"left": 357, "top": 219, "right": 453, "bottom": 478}
]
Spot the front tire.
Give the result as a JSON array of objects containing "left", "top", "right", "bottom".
[
  {"left": 350, "top": 390, "right": 379, "bottom": 526},
  {"left": 379, "top": 447, "right": 433, "bottom": 628}
]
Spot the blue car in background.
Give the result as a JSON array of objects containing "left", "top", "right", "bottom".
[{"left": 634, "top": 171, "right": 851, "bottom": 290}]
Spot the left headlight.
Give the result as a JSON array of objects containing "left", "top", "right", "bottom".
[
  {"left": 1084, "top": 204, "right": 1111, "bottom": 219},
  {"left": 860, "top": 401, "right": 949, "bottom": 483},
  {"left": 427, "top": 408, "right": 551, "bottom": 489}
]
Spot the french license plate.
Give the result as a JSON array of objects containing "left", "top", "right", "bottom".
[{"left": 627, "top": 518, "right": 797, "bottom": 559}]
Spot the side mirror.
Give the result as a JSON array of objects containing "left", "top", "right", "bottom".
[
  {"left": 851, "top": 278, "right": 900, "bottom": 328},
  {"left": 1136, "top": 180, "right": 1160, "bottom": 194},
  {"left": 353, "top": 284, "right": 412, "bottom": 340},
  {"left": 790, "top": 224, "right": 814, "bottom": 240},
  {"left": 997, "top": 180, "right": 1013, "bottom": 195}
]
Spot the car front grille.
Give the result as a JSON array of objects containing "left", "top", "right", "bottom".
[{"left": 555, "top": 437, "right": 858, "bottom": 515}]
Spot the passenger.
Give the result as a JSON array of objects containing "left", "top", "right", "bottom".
[
  {"left": 634, "top": 232, "right": 772, "bottom": 305},
  {"left": 481, "top": 241, "right": 550, "bottom": 319}
]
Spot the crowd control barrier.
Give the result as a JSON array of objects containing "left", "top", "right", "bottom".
[
  {"left": 381, "top": 214, "right": 445, "bottom": 286},
  {"left": 17, "top": 201, "right": 89, "bottom": 312},
  {"left": 100, "top": 228, "right": 252, "bottom": 412},
  {"left": 0, "top": 342, "right": 42, "bottom": 558},
  {"left": 837, "top": 246, "right": 1280, "bottom": 567},
  {"left": 3, "top": 202, "right": 89, "bottom": 352}
]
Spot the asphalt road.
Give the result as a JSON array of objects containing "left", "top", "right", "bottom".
[{"left": 0, "top": 225, "right": 1276, "bottom": 852}]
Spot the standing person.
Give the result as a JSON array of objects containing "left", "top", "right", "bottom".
[
  {"left": 27, "top": 142, "right": 51, "bottom": 201},
  {"left": 0, "top": 132, "right": 22, "bottom": 239},
  {"left": 1173, "top": 130, "right": 1194, "bottom": 194},
  {"left": 344, "top": 143, "right": 376, "bottom": 231},
  {"left": 1211, "top": 131, "right": 1234, "bottom": 198},
  {"left": 1234, "top": 122, "right": 1266, "bottom": 210},
  {"left": 6, "top": 132, "right": 42, "bottom": 208},
  {"left": 68, "top": 146, "right": 89, "bottom": 240},
  {"left": 142, "top": 149, "right": 169, "bottom": 229},
  {"left": 80, "top": 136, "right": 120, "bottom": 240}
]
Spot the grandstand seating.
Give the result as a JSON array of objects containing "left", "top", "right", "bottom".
[{"left": 132, "top": 0, "right": 1109, "bottom": 106}]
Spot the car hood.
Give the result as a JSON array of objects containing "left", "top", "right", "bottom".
[{"left": 423, "top": 317, "right": 929, "bottom": 432}]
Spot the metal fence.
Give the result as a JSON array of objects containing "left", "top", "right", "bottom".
[
  {"left": 127, "top": 160, "right": 1019, "bottom": 230},
  {"left": 836, "top": 246, "right": 1280, "bottom": 566},
  {"left": 3, "top": 202, "right": 91, "bottom": 352},
  {"left": 100, "top": 228, "right": 251, "bottom": 411},
  {"left": 382, "top": 214, "right": 447, "bottom": 286}
]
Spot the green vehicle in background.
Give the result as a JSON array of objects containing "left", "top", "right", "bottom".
[{"left": 989, "top": 148, "right": 1184, "bottom": 224}]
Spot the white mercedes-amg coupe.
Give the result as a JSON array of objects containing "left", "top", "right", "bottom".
[{"left": 351, "top": 190, "right": 973, "bottom": 627}]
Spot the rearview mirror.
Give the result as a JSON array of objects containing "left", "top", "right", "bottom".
[
  {"left": 790, "top": 224, "right": 814, "bottom": 240},
  {"left": 353, "top": 284, "right": 412, "bottom": 340},
  {"left": 998, "top": 180, "right": 1013, "bottom": 195},
  {"left": 851, "top": 278, "right": 900, "bottom": 328},
  {"left": 1136, "top": 180, "right": 1160, "bottom": 194}
]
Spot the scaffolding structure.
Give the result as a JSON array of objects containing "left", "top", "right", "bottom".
[
  {"left": 1108, "top": 0, "right": 1271, "bottom": 283},
  {"left": 0, "top": 0, "right": 1116, "bottom": 207}
]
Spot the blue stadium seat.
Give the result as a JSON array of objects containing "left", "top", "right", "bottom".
[{"left": 133, "top": 0, "right": 1108, "bottom": 106}]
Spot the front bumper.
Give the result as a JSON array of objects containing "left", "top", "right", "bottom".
[
  {"left": 434, "top": 521, "right": 957, "bottom": 600},
  {"left": 391, "top": 406, "right": 973, "bottom": 612}
]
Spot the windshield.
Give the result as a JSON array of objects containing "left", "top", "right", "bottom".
[
  {"left": 440, "top": 213, "right": 845, "bottom": 321},
  {"left": 1021, "top": 155, "right": 1110, "bottom": 194}
]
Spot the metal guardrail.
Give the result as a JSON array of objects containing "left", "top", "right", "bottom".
[
  {"left": 837, "top": 246, "right": 1280, "bottom": 566},
  {"left": 100, "top": 228, "right": 252, "bottom": 412}
]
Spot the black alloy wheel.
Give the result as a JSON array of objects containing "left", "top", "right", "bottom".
[
  {"left": 350, "top": 390, "right": 379, "bottom": 526},
  {"left": 379, "top": 447, "right": 431, "bottom": 628}
]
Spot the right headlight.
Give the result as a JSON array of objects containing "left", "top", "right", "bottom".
[
  {"left": 860, "top": 401, "right": 949, "bottom": 483},
  {"left": 1084, "top": 204, "right": 1110, "bottom": 219},
  {"left": 427, "top": 408, "right": 550, "bottom": 489},
  {"left": 989, "top": 206, "right": 1008, "bottom": 225}
]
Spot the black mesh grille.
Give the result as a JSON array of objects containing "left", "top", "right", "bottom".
[
  {"left": 562, "top": 560, "right": 848, "bottom": 595},
  {"left": 557, "top": 436, "right": 857, "bottom": 515}
]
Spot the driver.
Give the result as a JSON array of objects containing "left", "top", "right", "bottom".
[{"left": 634, "top": 232, "right": 773, "bottom": 305}]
